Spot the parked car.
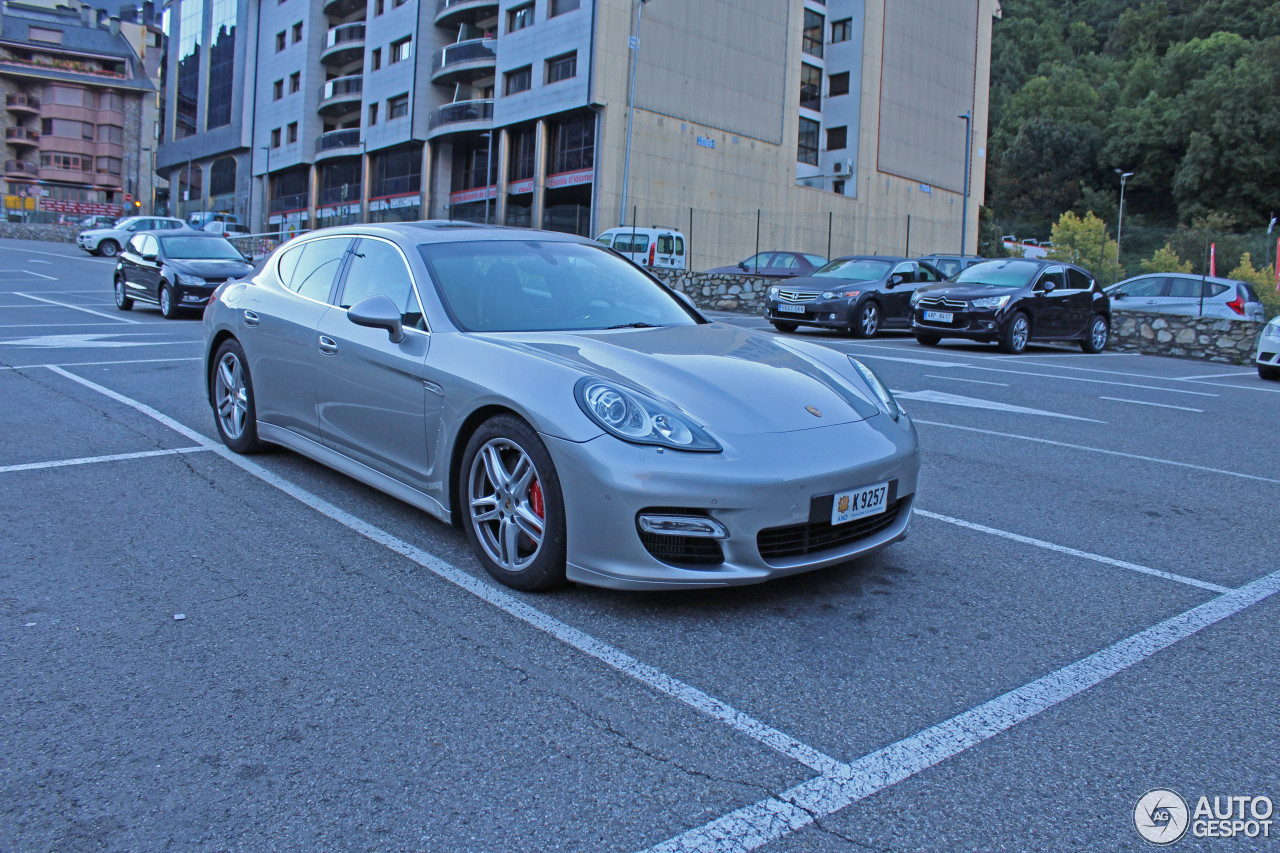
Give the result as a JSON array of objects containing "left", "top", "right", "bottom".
[
  {"left": 77, "top": 215, "right": 187, "bottom": 257},
  {"left": 1257, "top": 315, "right": 1280, "bottom": 380},
  {"left": 595, "top": 226, "right": 687, "bottom": 270},
  {"left": 763, "top": 256, "right": 946, "bottom": 337},
  {"left": 188, "top": 211, "right": 241, "bottom": 230},
  {"left": 203, "top": 222, "right": 919, "bottom": 591},
  {"left": 1105, "top": 273, "right": 1266, "bottom": 322},
  {"left": 203, "top": 221, "right": 251, "bottom": 235},
  {"left": 915, "top": 254, "right": 986, "bottom": 279},
  {"left": 910, "top": 258, "right": 1111, "bottom": 354},
  {"left": 114, "top": 232, "right": 253, "bottom": 319},
  {"left": 79, "top": 214, "right": 118, "bottom": 229},
  {"left": 705, "top": 251, "right": 827, "bottom": 278}
]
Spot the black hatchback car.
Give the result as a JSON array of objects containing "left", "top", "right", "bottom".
[
  {"left": 114, "top": 232, "right": 254, "bottom": 319},
  {"left": 909, "top": 258, "right": 1111, "bottom": 353},
  {"left": 764, "top": 256, "right": 945, "bottom": 337}
]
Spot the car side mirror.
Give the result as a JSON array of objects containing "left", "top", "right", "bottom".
[
  {"left": 1111, "top": 291, "right": 1124, "bottom": 299},
  {"left": 737, "top": 262, "right": 748, "bottom": 271},
  {"left": 347, "top": 294, "right": 404, "bottom": 343},
  {"left": 141, "top": 251, "right": 157, "bottom": 262},
  {"left": 1043, "top": 279, "right": 1056, "bottom": 292}
]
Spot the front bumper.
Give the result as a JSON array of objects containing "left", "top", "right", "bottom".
[
  {"left": 912, "top": 307, "right": 1002, "bottom": 340},
  {"left": 545, "top": 414, "right": 920, "bottom": 590},
  {"left": 76, "top": 235, "right": 97, "bottom": 252},
  {"left": 765, "top": 298, "right": 856, "bottom": 328},
  {"left": 172, "top": 280, "right": 222, "bottom": 308},
  {"left": 1258, "top": 329, "right": 1280, "bottom": 368}
]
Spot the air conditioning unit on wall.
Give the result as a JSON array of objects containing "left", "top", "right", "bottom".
[{"left": 831, "top": 160, "right": 853, "bottom": 177}]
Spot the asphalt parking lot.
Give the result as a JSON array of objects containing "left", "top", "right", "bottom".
[{"left": 2, "top": 235, "right": 1278, "bottom": 852}]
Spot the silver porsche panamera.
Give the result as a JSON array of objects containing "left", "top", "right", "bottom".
[{"left": 202, "top": 222, "right": 920, "bottom": 591}]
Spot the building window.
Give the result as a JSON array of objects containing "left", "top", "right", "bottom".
[
  {"left": 206, "top": 0, "right": 236, "bottom": 130},
  {"left": 387, "top": 93, "right": 408, "bottom": 119},
  {"left": 292, "top": 22, "right": 303, "bottom": 42},
  {"left": 290, "top": 72, "right": 300, "bottom": 93},
  {"left": 833, "top": 179, "right": 845, "bottom": 195},
  {"left": 374, "top": 0, "right": 383, "bottom": 14},
  {"left": 175, "top": 0, "right": 204, "bottom": 139},
  {"left": 210, "top": 157, "right": 236, "bottom": 196},
  {"left": 504, "top": 65, "right": 532, "bottom": 96},
  {"left": 798, "top": 118, "right": 819, "bottom": 165},
  {"left": 97, "top": 125, "right": 124, "bottom": 144},
  {"left": 546, "top": 52, "right": 576, "bottom": 84},
  {"left": 275, "top": 31, "right": 285, "bottom": 51},
  {"left": 29, "top": 26, "right": 63, "bottom": 44},
  {"left": 549, "top": 0, "right": 578, "bottom": 16},
  {"left": 549, "top": 115, "right": 593, "bottom": 174},
  {"left": 273, "top": 79, "right": 284, "bottom": 100},
  {"left": 832, "top": 18, "right": 851, "bottom": 43},
  {"left": 803, "top": 9, "right": 823, "bottom": 58},
  {"left": 826, "top": 125, "right": 847, "bottom": 150},
  {"left": 271, "top": 128, "right": 281, "bottom": 148},
  {"left": 41, "top": 152, "right": 91, "bottom": 172},
  {"left": 828, "top": 71, "right": 849, "bottom": 97},
  {"left": 393, "top": 0, "right": 409, "bottom": 6},
  {"left": 391, "top": 36, "right": 412, "bottom": 63},
  {"left": 508, "top": 2, "right": 533, "bottom": 32},
  {"left": 287, "top": 122, "right": 298, "bottom": 143},
  {"left": 371, "top": 48, "right": 381, "bottom": 71},
  {"left": 800, "top": 63, "right": 821, "bottom": 111},
  {"left": 368, "top": 103, "right": 378, "bottom": 125},
  {"left": 509, "top": 126, "right": 535, "bottom": 181}
]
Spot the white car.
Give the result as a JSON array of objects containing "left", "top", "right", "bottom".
[
  {"left": 1257, "top": 315, "right": 1280, "bottom": 380},
  {"left": 596, "top": 226, "right": 687, "bottom": 270},
  {"left": 77, "top": 216, "right": 188, "bottom": 257}
]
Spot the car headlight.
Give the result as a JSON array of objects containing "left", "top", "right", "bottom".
[
  {"left": 910, "top": 290, "right": 924, "bottom": 307},
  {"left": 176, "top": 273, "right": 206, "bottom": 286},
  {"left": 768, "top": 286, "right": 780, "bottom": 298},
  {"left": 575, "top": 378, "right": 720, "bottom": 452},
  {"left": 1266, "top": 323, "right": 1280, "bottom": 339},
  {"left": 970, "top": 295, "right": 1011, "bottom": 310},
  {"left": 822, "top": 289, "right": 862, "bottom": 299},
  {"left": 847, "top": 357, "right": 900, "bottom": 421}
]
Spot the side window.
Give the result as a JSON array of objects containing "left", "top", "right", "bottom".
[
  {"left": 283, "top": 238, "right": 350, "bottom": 302},
  {"left": 126, "top": 235, "right": 145, "bottom": 254},
  {"left": 1167, "top": 277, "right": 1200, "bottom": 298},
  {"left": 596, "top": 234, "right": 613, "bottom": 247},
  {"left": 1238, "top": 283, "right": 1259, "bottom": 302},
  {"left": 774, "top": 254, "right": 798, "bottom": 269},
  {"left": 1116, "top": 277, "right": 1166, "bottom": 298},
  {"left": 891, "top": 262, "right": 915, "bottom": 282},
  {"left": 1065, "top": 268, "right": 1091, "bottom": 291},
  {"left": 1037, "top": 267, "right": 1066, "bottom": 290},
  {"left": 917, "top": 264, "right": 943, "bottom": 282},
  {"left": 143, "top": 235, "right": 159, "bottom": 256},
  {"left": 673, "top": 236, "right": 684, "bottom": 256},
  {"left": 656, "top": 234, "right": 673, "bottom": 254},
  {"left": 338, "top": 239, "right": 425, "bottom": 330},
  {"left": 276, "top": 242, "right": 305, "bottom": 289}
]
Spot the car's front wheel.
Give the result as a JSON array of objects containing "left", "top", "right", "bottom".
[
  {"left": 1081, "top": 314, "right": 1109, "bottom": 353},
  {"left": 460, "top": 415, "right": 567, "bottom": 591},
  {"left": 770, "top": 320, "right": 798, "bottom": 333},
  {"left": 113, "top": 275, "right": 133, "bottom": 311},
  {"left": 211, "top": 339, "right": 264, "bottom": 453},
  {"left": 159, "top": 283, "right": 180, "bottom": 319},
  {"left": 999, "top": 311, "right": 1030, "bottom": 354},
  {"left": 98, "top": 239, "right": 119, "bottom": 258},
  {"left": 852, "top": 301, "right": 881, "bottom": 338}
]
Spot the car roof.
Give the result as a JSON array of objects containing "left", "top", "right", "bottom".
[{"left": 296, "top": 221, "right": 596, "bottom": 247}]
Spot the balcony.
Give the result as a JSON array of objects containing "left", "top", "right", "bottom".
[
  {"left": 315, "top": 128, "right": 364, "bottom": 159},
  {"left": 4, "top": 159, "right": 38, "bottom": 177},
  {"left": 5, "top": 127, "right": 39, "bottom": 147},
  {"left": 321, "top": 23, "right": 366, "bottom": 67},
  {"left": 434, "top": 0, "right": 499, "bottom": 28},
  {"left": 322, "top": 0, "right": 366, "bottom": 17},
  {"left": 318, "top": 74, "right": 363, "bottom": 117},
  {"left": 426, "top": 99, "right": 493, "bottom": 140},
  {"left": 430, "top": 38, "right": 496, "bottom": 86},
  {"left": 5, "top": 93, "right": 40, "bottom": 114}
]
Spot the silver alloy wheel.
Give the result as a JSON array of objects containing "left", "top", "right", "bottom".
[
  {"left": 1091, "top": 316, "right": 1108, "bottom": 349},
  {"left": 861, "top": 304, "right": 879, "bottom": 336},
  {"left": 99, "top": 240, "right": 117, "bottom": 257},
  {"left": 114, "top": 278, "right": 127, "bottom": 307},
  {"left": 214, "top": 351, "right": 249, "bottom": 440},
  {"left": 159, "top": 286, "right": 172, "bottom": 316},
  {"left": 1011, "top": 315, "right": 1028, "bottom": 350},
  {"left": 468, "top": 438, "right": 545, "bottom": 572}
]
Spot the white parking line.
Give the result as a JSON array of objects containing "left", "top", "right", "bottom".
[
  {"left": 923, "top": 374, "right": 1009, "bottom": 387},
  {"left": 0, "top": 446, "right": 213, "bottom": 474},
  {"left": 916, "top": 510, "right": 1229, "bottom": 593},
  {"left": 642, "top": 569, "right": 1280, "bottom": 852},
  {"left": 14, "top": 293, "right": 138, "bottom": 324},
  {"left": 913, "top": 419, "right": 1280, "bottom": 486},
  {"left": 0, "top": 268, "right": 55, "bottom": 280},
  {"left": 0, "top": 356, "right": 202, "bottom": 370},
  {"left": 1174, "top": 370, "right": 1256, "bottom": 380},
  {"left": 1099, "top": 396, "right": 1203, "bottom": 413},
  {"left": 0, "top": 245, "right": 103, "bottom": 263}
]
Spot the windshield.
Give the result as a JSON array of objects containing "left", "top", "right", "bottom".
[
  {"left": 813, "top": 258, "right": 892, "bottom": 281},
  {"left": 419, "top": 240, "right": 699, "bottom": 333},
  {"left": 954, "top": 259, "right": 1040, "bottom": 287},
  {"left": 161, "top": 236, "right": 244, "bottom": 260}
]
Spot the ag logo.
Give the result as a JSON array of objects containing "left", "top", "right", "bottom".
[{"left": 1135, "top": 789, "right": 1190, "bottom": 845}]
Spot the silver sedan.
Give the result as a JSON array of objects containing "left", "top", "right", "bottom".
[{"left": 202, "top": 223, "right": 920, "bottom": 591}]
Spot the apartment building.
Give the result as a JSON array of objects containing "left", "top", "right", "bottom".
[
  {"left": 157, "top": 0, "right": 997, "bottom": 262},
  {"left": 0, "top": 1, "right": 158, "bottom": 221}
]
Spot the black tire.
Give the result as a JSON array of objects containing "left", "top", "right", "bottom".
[
  {"left": 914, "top": 333, "right": 941, "bottom": 346},
  {"left": 1259, "top": 364, "right": 1280, "bottom": 381},
  {"left": 460, "top": 415, "right": 567, "bottom": 591},
  {"left": 210, "top": 339, "right": 265, "bottom": 454},
  {"left": 113, "top": 275, "right": 133, "bottom": 311},
  {"left": 1080, "top": 314, "right": 1109, "bottom": 353},
  {"left": 998, "top": 311, "right": 1030, "bottom": 354},
  {"left": 98, "top": 239, "right": 119, "bottom": 258},
  {"left": 770, "top": 320, "right": 799, "bottom": 333},
  {"left": 851, "top": 300, "right": 881, "bottom": 338},
  {"left": 159, "top": 283, "right": 180, "bottom": 319}
]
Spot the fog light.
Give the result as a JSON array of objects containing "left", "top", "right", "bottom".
[
  {"left": 637, "top": 514, "right": 728, "bottom": 539},
  {"left": 828, "top": 312, "right": 837, "bottom": 320},
  {"left": 182, "top": 294, "right": 202, "bottom": 303}
]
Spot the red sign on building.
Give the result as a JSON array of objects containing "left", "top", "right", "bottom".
[{"left": 41, "top": 199, "right": 125, "bottom": 216}]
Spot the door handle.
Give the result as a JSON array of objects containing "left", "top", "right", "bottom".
[
  {"left": 318, "top": 335, "right": 339, "bottom": 356},
  {"left": 243, "top": 310, "right": 259, "bottom": 327}
]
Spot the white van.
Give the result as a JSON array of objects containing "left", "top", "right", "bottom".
[{"left": 596, "top": 226, "right": 687, "bottom": 270}]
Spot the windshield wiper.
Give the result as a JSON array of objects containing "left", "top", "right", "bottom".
[{"left": 606, "top": 322, "right": 660, "bottom": 329}]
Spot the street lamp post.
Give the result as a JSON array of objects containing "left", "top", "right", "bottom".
[
  {"left": 482, "top": 131, "right": 492, "bottom": 226},
  {"left": 1115, "top": 169, "right": 1133, "bottom": 269},
  {"left": 619, "top": 0, "right": 651, "bottom": 227},
  {"left": 259, "top": 145, "right": 271, "bottom": 234},
  {"left": 958, "top": 110, "right": 972, "bottom": 255}
]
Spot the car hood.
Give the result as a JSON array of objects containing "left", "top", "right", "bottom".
[
  {"left": 79, "top": 228, "right": 116, "bottom": 239},
  {"left": 476, "top": 323, "right": 882, "bottom": 434},
  {"left": 167, "top": 258, "right": 254, "bottom": 279},
  {"left": 915, "top": 282, "right": 1023, "bottom": 299},
  {"left": 780, "top": 273, "right": 884, "bottom": 291}
]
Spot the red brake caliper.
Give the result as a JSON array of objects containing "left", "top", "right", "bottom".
[{"left": 530, "top": 478, "right": 544, "bottom": 520}]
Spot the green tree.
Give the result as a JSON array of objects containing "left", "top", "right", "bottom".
[
  {"left": 1229, "top": 253, "right": 1280, "bottom": 319},
  {"left": 1047, "top": 211, "right": 1124, "bottom": 283},
  {"left": 1140, "top": 243, "right": 1194, "bottom": 273}
]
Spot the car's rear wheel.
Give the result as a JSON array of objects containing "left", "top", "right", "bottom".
[
  {"left": 852, "top": 301, "right": 881, "bottom": 338},
  {"left": 914, "top": 333, "right": 941, "bottom": 346},
  {"left": 999, "top": 312, "right": 1030, "bottom": 354},
  {"left": 461, "top": 415, "right": 567, "bottom": 591},
  {"left": 1259, "top": 364, "right": 1280, "bottom": 381},
  {"left": 211, "top": 339, "right": 264, "bottom": 453},
  {"left": 1081, "top": 314, "right": 1109, "bottom": 353},
  {"left": 113, "top": 275, "right": 133, "bottom": 311},
  {"left": 98, "top": 239, "right": 119, "bottom": 258},
  {"left": 770, "top": 320, "right": 798, "bottom": 333},
  {"left": 159, "top": 283, "right": 180, "bottom": 319}
]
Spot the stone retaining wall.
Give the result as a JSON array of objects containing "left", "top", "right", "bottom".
[
  {"left": 651, "top": 269, "right": 771, "bottom": 313},
  {"left": 0, "top": 223, "right": 80, "bottom": 243}
]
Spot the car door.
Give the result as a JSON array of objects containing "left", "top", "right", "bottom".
[
  {"left": 1111, "top": 275, "right": 1168, "bottom": 310},
  {"left": 1031, "top": 266, "right": 1069, "bottom": 337},
  {"left": 119, "top": 235, "right": 147, "bottom": 300},
  {"left": 315, "top": 236, "right": 439, "bottom": 492},
  {"left": 881, "top": 262, "right": 918, "bottom": 327},
  {"left": 1062, "top": 267, "right": 1095, "bottom": 336},
  {"left": 242, "top": 235, "right": 352, "bottom": 441}
]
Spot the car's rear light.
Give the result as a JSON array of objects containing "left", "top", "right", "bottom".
[
  {"left": 1227, "top": 290, "right": 1246, "bottom": 315},
  {"left": 648, "top": 242, "right": 656, "bottom": 266}
]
